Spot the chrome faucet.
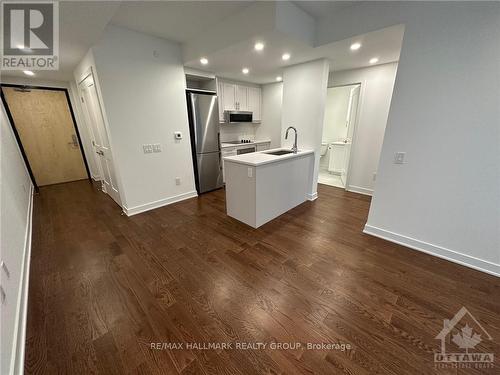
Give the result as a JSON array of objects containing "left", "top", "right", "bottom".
[{"left": 285, "top": 126, "right": 298, "bottom": 153}]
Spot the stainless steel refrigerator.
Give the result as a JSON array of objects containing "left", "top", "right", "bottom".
[{"left": 187, "top": 91, "right": 224, "bottom": 194}]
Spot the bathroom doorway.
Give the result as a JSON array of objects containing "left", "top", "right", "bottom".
[{"left": 319, "top": 84, "right": 360, "bottom": 188}]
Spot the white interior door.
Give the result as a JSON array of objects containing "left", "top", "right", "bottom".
[
  {"left": 343, "top": 84, "right": 360, "bottom": 186},
  {"left": 79, "top": 73, "right": 121, "bottom": 205}
]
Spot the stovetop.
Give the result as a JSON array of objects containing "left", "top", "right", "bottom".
[{"left": 224, "top": 140, "right": 253, "bottom": 144}]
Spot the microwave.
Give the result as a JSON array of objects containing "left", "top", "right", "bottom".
[{"left": 225, "top": 110, "right": 253, "bottom": 123}]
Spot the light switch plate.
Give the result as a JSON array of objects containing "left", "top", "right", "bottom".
[
  {"left": 175, "top": 177, "right": 181, "bottom": 185},
  {"left": 247, "top": 167, "right": 253, "bottom": 178},
  {"left": 394, "top": 152, "right": 406, "bottom": 164}
]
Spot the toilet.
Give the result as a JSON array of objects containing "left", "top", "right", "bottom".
[
  {"left": 320, "top": 142, "right": 328, "bottom": 156},
  {"left": 328, "top": 142, "right": 346, "bottom": 175}
]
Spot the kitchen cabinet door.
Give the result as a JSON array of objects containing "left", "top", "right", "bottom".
[
  {"left": 222, "top": 83, "right": 236, "bottom": 111},
  {"left": 235, "top": 85, "right": 248, "bottom": 111},
  {"left": 256, "top": 142, "right": 270, "bottom": 151},
  {"left": 217, "top": 80, "right": 225, "bottom": 122},
  {"left": 247, "top": 86, "right": 261, "bottom": 122},
  {"left": 221, "top": 147, "right": 237, "bottom": 183}
]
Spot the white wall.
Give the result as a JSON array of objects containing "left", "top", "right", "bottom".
[
  {"left": 318, "top": 2, "right": 500, "bottom": 275},
  {"left": 329, "top": 63, "right": 398, "bottom": 195},
  {"left": 75, "top": 26, "right": 197, "bottom": 214},
  {"left": 256, "top": 82, "right": 283, "bottom": 148},
  {"left": 1, "top": 102, "right": 33, "bottom": 375},
  {"left": 281, "top": 59, "right": 329, "bottom": 198},
  {"left": 219, "top": 123, "right": 257, "bottom": 143},
  {"left": 322, "top": 86, "right": 352, "bottom": 143},
  {"left": 0, "top": 75, "right": 98, "bottom": 179}
]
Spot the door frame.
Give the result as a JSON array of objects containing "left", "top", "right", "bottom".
[
  {"left": 0, "top": 83, "right": 92, "bottom": 190},
  {"left": 324, "top": 82, "right": 364, "bottom": 192}
]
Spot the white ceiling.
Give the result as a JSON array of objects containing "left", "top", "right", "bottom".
[
  {"left": 184, "top": 24, "right": 404, "bottom": 84},
  {"left": 1, "top": 1, "right": 403, "bottom": 84},
  {"left": 110, "top": 1, "right": 254, "bottom": 43},
  {"left": 293, "top": 1, "right": 360, "bottom": 19},
  {"left": 2, "top": 1, "right": 120, "bottom": 81}
]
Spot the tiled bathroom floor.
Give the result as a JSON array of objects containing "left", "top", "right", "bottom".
[{"left": 318, "top": 170, "right": 345, "bottom": 188}]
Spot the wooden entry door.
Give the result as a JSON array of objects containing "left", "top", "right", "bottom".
[{"left": 3, "top": 87, "right": 88, "bottom": 186}]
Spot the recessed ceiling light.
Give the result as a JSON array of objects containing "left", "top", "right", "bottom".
[
  {"left": 23, "top": 70, "right": 34, "bottom": 76},
  {"left": 254, "top": 42, "right": 264, "bottom": 51},
  {"left": 200, "top": 57, "right": 208, "bottom": 65},
  {"left": 242, "top": 68, "right": 249, "bottom": 74},
  {"left": 282, "top": 53, "right": 291, "bottom": 61},
  {"left": 350, "top": 42, "right": 361, "bottom": 51},
  {"left": 276, "top": 76, "right": 282, "bottom": 82},
  {"left": 369, "top": 57, "right": 379, "bottom": 64}
]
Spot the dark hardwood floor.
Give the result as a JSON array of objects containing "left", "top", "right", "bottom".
[{"left": 25, "top": 181, "right": 499, "bottom": 374}]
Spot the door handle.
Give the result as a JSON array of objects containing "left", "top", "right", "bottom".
[
  {"left": 96, "top": 150, "right": 104, "bottom": 156},
  {"left": 68, "top": 134, "right": 79, "bottom": 148}
]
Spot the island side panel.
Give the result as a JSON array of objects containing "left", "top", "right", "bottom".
[
  {"left": 255, "top": 154, "right": 314, "bottom": 227},
  {"left": 224, "top": 160, "right": 257, "bottom": 227}
]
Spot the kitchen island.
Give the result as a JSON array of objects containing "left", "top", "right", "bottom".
[{"left": 223, "top": 148, "right": 315, "bottom": 228}]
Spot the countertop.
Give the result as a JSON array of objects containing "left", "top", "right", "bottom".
[
  {"left": 223, "top": 148, "right": 314, "bottom": 167},
  {"left": 221, "top": 139, "right": 271, "bottom": 149}
]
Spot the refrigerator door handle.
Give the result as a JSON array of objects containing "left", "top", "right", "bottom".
[{"left": 189, "top": 93, "right": 198, "bottom": 145}]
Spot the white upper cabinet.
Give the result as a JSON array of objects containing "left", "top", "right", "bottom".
[
  {"left": 247, "top": 86, "right": 261, "bottom": 122},
  {"left": 217, "top": 79, "right": 261, "bottom": 123},
  {"left": 222, "top": 82, "right": 237, "bottom": 112},
  {"left": 217, "top": 80, "right": 225, "bottom": 122},
  {"left": 235, "top": 85, "right": 248, "bottom": 111}
]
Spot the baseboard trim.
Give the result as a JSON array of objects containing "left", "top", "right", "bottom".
[
  {"left": 12, "top": 184, "right": 34, "bottom": 375},
  {"left": 346, "top": 185, "right": 373, "bottom": 196},
  {"left": 123, "top": 190, "right": 198, "bottom": 216},
  {"left": 307, "top": 192, "right": 318, "bottom": 201},
  {"left": 364, "top": 224, "right": 500, "bottom": 278}
]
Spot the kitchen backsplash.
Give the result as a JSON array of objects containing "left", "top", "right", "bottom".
[{"left": 219, "top": 123, "right": 257, "bottom": 142}]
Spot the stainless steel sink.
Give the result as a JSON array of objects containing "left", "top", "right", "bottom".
[{"left": 265, "top": 150, "right": 295, "bottom": 156}]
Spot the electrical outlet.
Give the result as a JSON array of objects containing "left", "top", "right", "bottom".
[
  {"left": 394, "top": 152, "right": 406, "bottom": 164},
  {"left": 152, "top": 143, "right": 162, "bottom": 153},
  {"left": 373, "top": 172, "right": 377, "bottom": 181},
  {"left": 175, "top": 177, "right": 181, "bottom": 185},
  {"left": 143, "top": 144, "right": 153, "bottom": 154}
]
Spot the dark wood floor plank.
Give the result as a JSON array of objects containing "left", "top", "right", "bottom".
[{"left": 24, "top": 181, "right": 500, "bottom": 374}]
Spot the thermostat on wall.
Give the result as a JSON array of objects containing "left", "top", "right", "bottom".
[{"left": 174, "top": 131, "right": 183, "bottom": 140}]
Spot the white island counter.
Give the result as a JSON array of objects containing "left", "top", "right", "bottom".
[{"left": 223, "top": 148, "right": 315, "bottom": 228}]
